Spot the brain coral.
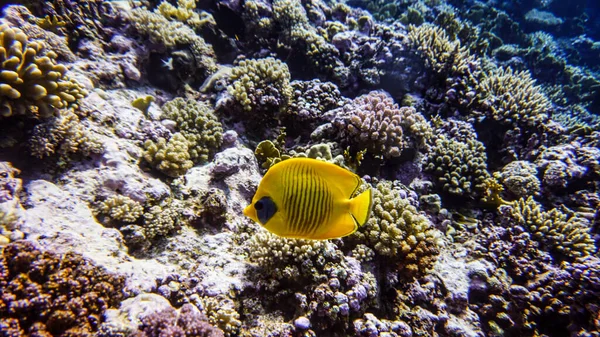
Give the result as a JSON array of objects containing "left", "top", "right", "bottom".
[
  {"left": 332, "top": 91, "right": 432, "bottom": 160},
  {"left": 0, "top": 23, "right": 87, "bottom": 118},
  {"left": 0, "top": 240, "right": 126, "bottom": 336}
]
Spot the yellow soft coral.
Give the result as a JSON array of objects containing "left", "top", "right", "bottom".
[{"left": 0, "top": 24, "right": 87, "bottom": 118}]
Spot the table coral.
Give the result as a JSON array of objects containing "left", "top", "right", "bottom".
[
  {"left": 352, "top": 180, "right": 442, "bottom": 277},
  {"left": 331, "top": 90, "right": 432, "bottom": 160},
  {"left": 0, "top": 23, "right": 87, "bottom": 118},
  {"left": 0, "top": 240, "right": 126, "bottom": 337},
  {"left": 425, "top": 135, "right": 490, "bottom": 198}
]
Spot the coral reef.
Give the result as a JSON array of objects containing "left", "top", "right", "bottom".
[
  {"left": 0, "top": 240, "right": 126, "bottom": 336},
  {"left": 0, "top": 23, "right": 87, "bottom": 118},
  {"left": 133, "top": 303, "right": 225, "bottom": 337},
  {"left": 500, "top": 196, "right": 596, "bottom": 259},
  {"left": 425, "top": 135, "right": 490, "bottom": 199},
  {"left": 331, "top": 91, "right": 432, "bottom": 160},
  {"left": 352, "top": 180, "right": 442, "bottom": 277}
]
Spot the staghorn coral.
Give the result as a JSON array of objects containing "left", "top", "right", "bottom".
[
  {"left": 0, "top": 23, "right": 87, "bottom": 118},
  {"left": 133, "top": 303, "right": 225, "bottom": 337},
  {"left": 227, "top": 57, "right": 292, "bottom": 119},
  {"left": 476, "top": 66, "right": 551, "bottom": 127},
  {"left": 352, "top": 180, "right": 442, "bottom": 277},
  {"left": 144, "top": 133, "right": 194, "bottom": 178},
  {"left": 331, "top": 91, "right": 432, "bottom": 160},
  {"left": 407, "top": 23, "right": 474, "bottom": 77},
  {"left": 425, "top": 135, "right": 490, "bottom": 198},
  {"left": 0, "top": 240, "right": 126, "bottom": 337},
  {"left": 500, "top": 196, "right": 596, "bottom": 259},
  {"left": 160, "top": 98, "right": 223, "bottom": 163}
]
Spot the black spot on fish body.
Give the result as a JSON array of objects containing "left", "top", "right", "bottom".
[{"left": 256, "top": 196, "right": 277, "bottom": 225}]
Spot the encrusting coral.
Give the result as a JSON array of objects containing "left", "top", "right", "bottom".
[
  {"left": 0, "top": 240, "right": 126, "bottom": 336},
  {"left": 331, "top": 91, "right": 432, "bottom": 160},
  {"left": 0, "top": 23, "right": 87, "bottom": 118},
  {"left": 352, "top": 180, "right": 442, "bottom": 277}
]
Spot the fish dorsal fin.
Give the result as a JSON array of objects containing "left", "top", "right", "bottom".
[{"left": 276, "top": 158, "right": 361, "bottom": 198}]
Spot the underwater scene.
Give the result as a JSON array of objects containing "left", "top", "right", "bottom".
[{"left": 0, "top": 0, "right": 599, "bottom": 336}]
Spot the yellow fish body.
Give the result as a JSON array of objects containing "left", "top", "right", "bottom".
[{"left": 243, "top": 158, "right": 372, "bottom": 240}]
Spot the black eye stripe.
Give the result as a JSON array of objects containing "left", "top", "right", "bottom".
[{"left": 256, "top": 196, "right": 277, "bottom": 225}]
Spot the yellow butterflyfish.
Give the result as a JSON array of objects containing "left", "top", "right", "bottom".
[{"left": 243, "top": 158, "right": 373, "bottom": 240}]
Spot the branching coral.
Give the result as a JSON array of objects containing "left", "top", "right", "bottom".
[
  {"left": 425, "top": 135, "right": 490, "bottom": 198},
  {"left": 144, "top": 133, "right": 194, "bottom": 178},
  {"left": 501, "top": 197, "right": 596, "bottom": 259},
  {"left": 331, "top": 91, "right": 432, "bottom": 160},
  {"left": 352, "top": 180, "right": 442, "bottom": 277},
  {"left": 246, "top": 231, "right": 377, "bottom": 332},
  {"left": 133, "top": 303, "right": 224, "bottom": 337},
  {"left": 476, "top": 66, "right": 551, "bottom": 127},
  {"left": 161, "top": 98, "right": 223, "bottom": 163},
  {"left": 0, "top": 23, "right": 87, "bottom": 118},
  {"left": 227, "top": 57, "right": 292, "bottom": 118},
  {"left": 0, "top": 241, "right": 126, "bottom": 336},
  {"left": 98, "top": 194, "right": 144, "bottom": 223}
]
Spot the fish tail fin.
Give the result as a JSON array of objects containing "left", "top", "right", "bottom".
[{"left": 349, "top": 187, "right": 373, "bottom": 227}]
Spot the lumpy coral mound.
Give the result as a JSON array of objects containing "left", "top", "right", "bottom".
[
  {"left": 0, "top": 241, "right": 126, "bottom": 337},
  {"left": 0, "top": 23, "right": 87, "bottom": 118}
]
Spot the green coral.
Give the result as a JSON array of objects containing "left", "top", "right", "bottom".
[
  {"left": 476, "top": 66, "right": 551, "bottom": 127},
  {"left": 98, "top": 195, "right": 144, "bottom": 223},
  {"left": 227, "top": 57, "right": 292, "bottom": 117},
  {"left": 0, "top": 23, "right": 87, "bottom": 118},
  {"left": 352, "top": 180, "right": 442, "bottom": 277},
  {"left": 144, "top": 133, "right": 193, "bottom": 178},
  {"left": 504, "top": 197, "right": 596, "bottom": 259},
  {"left": 425, "top": 135, "right": 490, "bottom": 198},
  {"left": 494, "top": 161, "right": 540, "bottom": 198},
  {"left": 161, "top": 97, "right": 223, "bottom": 163}
]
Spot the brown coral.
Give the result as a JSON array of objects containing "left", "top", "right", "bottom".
[{"left": 0, "top": 241, "right": 126, "bottom": 336}]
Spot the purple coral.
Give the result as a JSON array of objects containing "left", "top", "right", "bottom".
[{"left": 133, "top": 303, "right": 224, "bottom": 337}]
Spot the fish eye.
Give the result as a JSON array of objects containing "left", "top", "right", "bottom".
[{"left": 256, "top": 196, "right": 277, "bottom": 225}]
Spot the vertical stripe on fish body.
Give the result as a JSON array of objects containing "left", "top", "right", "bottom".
[{"left": 243, "top": 158, "right": 373, "bottom": 240}]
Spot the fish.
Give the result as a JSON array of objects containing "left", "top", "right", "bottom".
[{"left": 243, "top": 158, "right": 373, "bottom": 240}]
